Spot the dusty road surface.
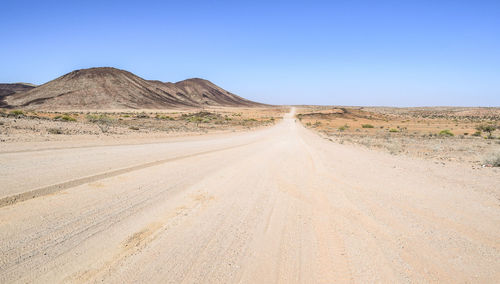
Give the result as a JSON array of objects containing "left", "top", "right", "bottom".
[{"left": 1, "top": 108, "right": 499, "bottom": 283}]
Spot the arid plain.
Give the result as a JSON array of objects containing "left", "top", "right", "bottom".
[{"left": 0, "top": 68, "right": 499, "bottom": 283}]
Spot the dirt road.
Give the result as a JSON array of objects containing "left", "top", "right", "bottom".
[{"left": 1, "top": 108, "right": 499, "bottom": 283}]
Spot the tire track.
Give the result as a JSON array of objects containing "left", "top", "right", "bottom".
[{"left": 0, "top": 141, "right": 257, "bottom": 208}]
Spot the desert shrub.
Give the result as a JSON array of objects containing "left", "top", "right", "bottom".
[
  {"left": 361, "top": 124, "right": 374, "bottom": 128},
  {"left": 476, "top": 124, "right": 497, "bottom": 139},
  {"left": 129, "top": 126, "right": 140, "bottom": 130},
  {"left": 9, "top": 110, "right": 24, "bottom": 117},
  {"left": 338, "top": 124, "right": 349, "bottom": 131},
  {"left": 122, "top": 114, "right": 130, "bottom": 118},
  {"left": 183, "top": 112, "right": 219, "bottom": 124},
  {"left": 47, "top": 128, "right": 63, "bottom": 134},
  {"left": 389, "top": 128, "right": 399, "bottom": 133},
  {"left": 483, "top": 153, "right": 500, "bottom": 167},
  {"left": 136, "top": 113, "right": 149, "bottom": 118},
  {"left": 60, "top": 115, "right": 76, "bottom": 122},
  {"left": 439, "top": 129, "right": 454, "bottom": 137},
  {"left": 86, "top": 114, "right": 112, "bottom": 133},
  {"left": 156, "top": 114, "right": 174, "bottom": 120},
  {"left": 472, "top": 131, "right": 482, "bottom": 137},
  {"left": 86, "top": 114, "right": 111, "bottom": 123},
  {"left": 188, "top": 116, "right": 203, "bottom": 124}
]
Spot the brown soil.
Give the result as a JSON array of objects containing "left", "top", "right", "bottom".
[
  {"left": 297, "top": 106, "right": 500, "bottom": 166},
  {"left": 0, "top": 107, "right": 286, "bottom": 147}
]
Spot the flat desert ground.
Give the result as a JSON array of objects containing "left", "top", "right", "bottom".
[{"left": 0, "top": 107, "right": 499, "bottom": 283}]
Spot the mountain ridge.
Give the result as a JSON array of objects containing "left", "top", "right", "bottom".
[{"left": 3, "top": 67, "right": 264, "bottom": 109}]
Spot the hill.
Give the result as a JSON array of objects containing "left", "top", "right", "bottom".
[
  {"left": 0, "top": 83, "right": 36, "bottom": 107},
  {"left": 3, "top": 67, "right": 264, "bottom": 109}
]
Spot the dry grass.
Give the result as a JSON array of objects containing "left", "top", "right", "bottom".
[
  {"left": 297, "top": 106, "right": 500, "bottom": 166},
  {"left": 0, "top": 107, "right": 286, "bottom": 143}
]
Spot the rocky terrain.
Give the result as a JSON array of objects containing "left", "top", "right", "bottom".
[
  {"left": 0, "top": 107, "right": 285, "bottom": 148},
  {"left": 2, "top": 67, "right": 264, "bottom": 110},
  {"left": 0, "top": 83, "right": 36, "bottom": 107},
  {"left": 297, "top": 106, "right": 500, "bottom": 167}
]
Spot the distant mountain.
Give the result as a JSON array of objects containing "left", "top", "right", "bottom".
[
  {"left": 3, "top": 67, "right": 264, "bottom": 109},
  {"left": 0, "top": 83, "right": 36, "bottom": 107}
]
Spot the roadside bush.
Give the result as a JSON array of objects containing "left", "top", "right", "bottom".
[
  {"left": 86, "top": 114, "right": 112, "bottom": 133},
  {"left": 389, "top": 128, "right": 398, "bottom": 133},
  {"left": 472, "top": 131, "right": 482, "bottom": 137},
  {"left": 56, "top": 115, "right": 76, "bottom": 122},
  {"left": 47, "top": 128, "right": 63, "bottom": 134},
  {"left": 9, "top": 110, "right": 24, "bottom": 117},
  {"left": 361, "top": 124, "right": 374, "bottom": 128},
  {"left": 129, "top": 126, "right": 140, "bottom": 130},
  {"left": 439, "top": 129, "right": 454, "bottom": 137},
  {"left": 182, "top": 112, "right": 219, "bottom": 125},
  {"left": 484, "top": 153, "right": 500, "bottom": 167},
  {"left": 338, "top": 124, "right": 349, "bottom": 131},
  {"left": 476, "top": 124, "right": 497, "bottom": 139},
  {"left": 156, "top": 114, "right": 174, "bottom": 120},
  {"left": 136, "top": 113, "right": 149, "bottom": 119},
  {"left": 86, "top": 114, "right": 111, "bottom": 123}
]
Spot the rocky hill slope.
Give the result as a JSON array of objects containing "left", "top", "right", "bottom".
[{"left": 3, "top": 67, "right": 263, "bottom": 109}]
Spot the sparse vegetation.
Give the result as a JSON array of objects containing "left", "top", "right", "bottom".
[
  {"left": 135, "top": 113, "right": 150, "bottom": 119},
  {"left": 361, "top": 124, "right": 374, "bottom": 128},
  {"left": 338, "top": 124, "right": 349, "bottom": 131},
  {"left": 9, "top": 110, "right": 24, "bottom": 117},
  {"left": 54, "top": 115, "right": 76, "bottom": 122},
  {"left": 86, "top": 114, "right": 113, "bottom": 133},
  {"left": 296, "top": 106, "right": 500, "bottom": 166},
  {"left": 156, "top": 114, "right": 174, "bottom": 120},
  {"left": 47, "top": 128, "right": 63, "bottom": 134},
  {"left": 483, "top": 153, "right": 500, "bottom": 167},
  {"left": 476, "top": 124, "right": 497, "bottom": 139},
  {"left": 439, "top": 129, "right": 454, "bottom": 137}
]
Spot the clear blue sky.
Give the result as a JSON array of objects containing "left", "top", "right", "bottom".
[{"left": 1, "top": 0, "right": 499, "bottom": 106}]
